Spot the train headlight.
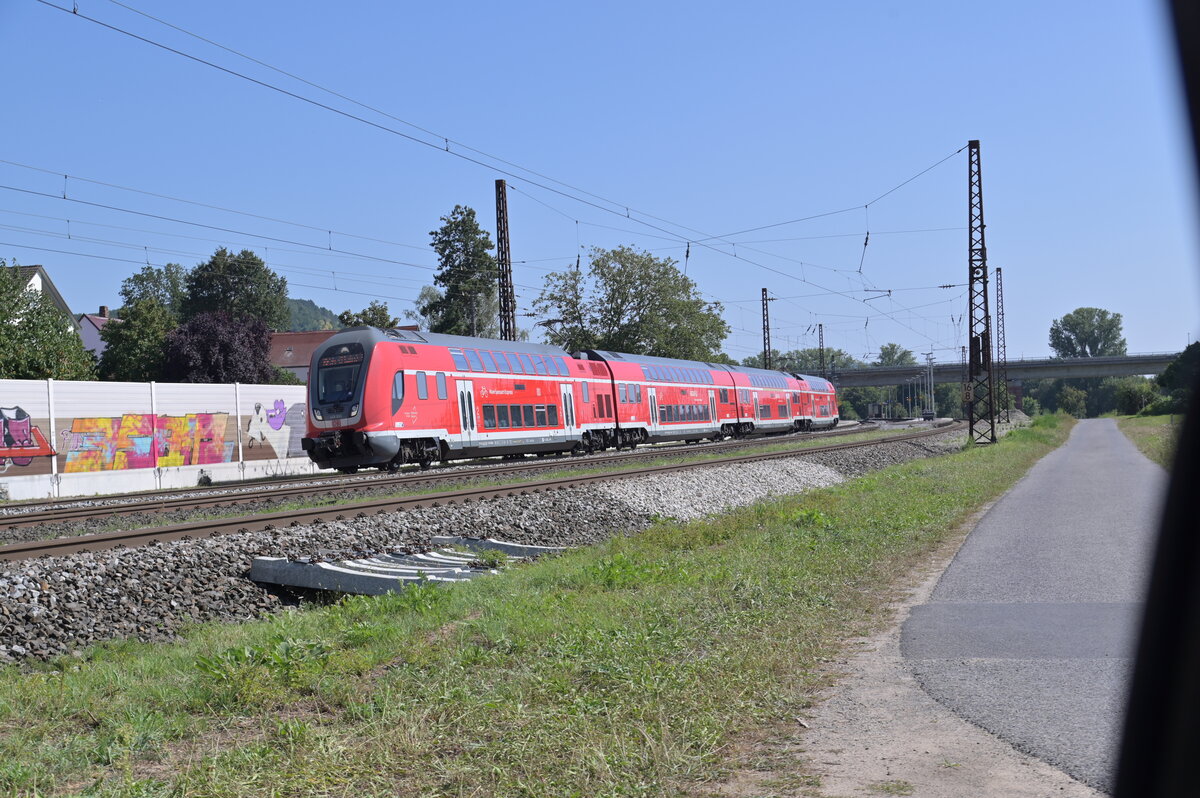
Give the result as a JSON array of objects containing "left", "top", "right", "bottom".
[
  {"left": 350, "top": 404, "right": 359, "bottom": 416},
  {"left": 313, "top": 409, "right": 324, "bottom": 420}
]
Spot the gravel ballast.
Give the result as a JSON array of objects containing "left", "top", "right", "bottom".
[{"left": 0, "top": 430, "right": 965, "bottom": 662}]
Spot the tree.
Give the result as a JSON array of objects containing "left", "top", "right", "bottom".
[
  {"left": 98, "top": 299, "right": 176, "bottom": 382},
  {"left": 420, "top": 206, "right": 498, "bottom": 337},
  {"left": 0, "top": 261, "right": 95, "bottom": 380},
  {"left": 1158, "top": 342, "right": 1200, "bottom": 393},
  {"left": 161, "top": 311, "right": 275, "bottom": 384},
  {"left": 338, "top": 300, "right": 399, "bottom": 329},
  {"left": 1111, "top": 376, "right": 1159, "bottom": 415},
  {"left": 1049, "top": 307, "right": 1127, "bottom": 358},
  {"left": 118, "top": 263, "right": 188, "bottom": 320},
  {"left": 181, "top": 248, "right": 289, "bottom": 330},
  {"left": 875, "top": 343, "right": 917, "bottom": 366},
  {"left": 1057, "top": 384, "right": 1088, "bottom": 417},
  {"left": 534, "top": 246, "right": 729, "bottom": 360},
  {"left": 287, "top": 298, "right": 338, "bottom": 331}
]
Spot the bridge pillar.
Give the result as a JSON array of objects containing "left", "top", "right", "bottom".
[{"left": 1010, "top": 380, "right": 1024, "bottom": 412}]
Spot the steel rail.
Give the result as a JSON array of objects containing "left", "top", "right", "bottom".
[
  {"left": 0, "top": 423, "right": 881, "bottom": 530},
  {"left": 0, "top": 423, "right": 963, "bottom": 562}
]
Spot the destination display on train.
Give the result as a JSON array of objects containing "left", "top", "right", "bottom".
[{"left": 319, "top": 352, "right": 364, "bottom": 367}]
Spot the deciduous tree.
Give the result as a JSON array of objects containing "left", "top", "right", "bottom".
[
  {"left": 118, "top": 263, "right": 188, "bottom": 320},
  {"left": 181, "top": 248, "right": 289, "bottom": 330},
  {"left": 534, "top": 246, "right": 729, "bottom": 360},
  {"left": 1049, "top": 307, "right": 1127, "bottom": 358},
  {"left": 161, "top": 311, "right": 275, "bottom": 384},
  {"left": 0, "top": 261, "right": 95, "bottom": 380},
  {"left": 98, "top": 299, "right": 176, "bottom": 382},
  {"left": 338, "top": 300, "right": 400, "bottom": 329}
]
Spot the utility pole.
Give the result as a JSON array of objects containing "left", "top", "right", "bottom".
[
  {"left": 995, "top": 266, "right": 1010, "bottom": 423},
  {"left": 818, "top": 323, "right": 826, "bottom": 378},
  {"left": 761, "top": 289, "right": 775, "bottom": 368},
  {"left": 495, "top": 179, "right": 517, "bottom": 341},
  {"left": 926, "top": 353, "right": 936, "bottom": 418},
  {"left": 966, "top": 140, "right": 997, "bottom": 443}
]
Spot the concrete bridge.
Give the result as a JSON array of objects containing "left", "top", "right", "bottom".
[{"left": 827, "top": 353, "right": 1180, "bottom": 389}]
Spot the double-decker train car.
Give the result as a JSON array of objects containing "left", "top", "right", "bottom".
[
  {"left": 792, "top": 374, "right": 839, "bottom": 429},
  {"left": 302, "top": 327, "right": 840, "bottom": 472}
]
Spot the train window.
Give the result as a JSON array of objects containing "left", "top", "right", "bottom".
[
  {"left": 450, "top": 349, "right": 469, "bottom": 371},
  {"left": 582, "top": 381, "right": 591, "bottom": 402},
  {"left": 548, "top": 405, "right": 559, "bottom": 426},
  {"left": 491, "top": 352, "right": 511, "bottom": 374},
  {"left": 518, "top": 353, "right": 536, "bottom": 373},
  {"left": 535, "top": 406, "right": 548, "bottom": 426},
  {"left": 465, "top": 349, "right": 484, "bottom": 371},
  {"left": 497, "top": 405, "right": 511, "bottom": 428},
  {"left": 635, "top": 384, "right": 642, "bottom": 403},
  {"left": 416, "top": 371, "right": 428, "bottom": 400},
  {"left": 510, "top": 404, "right": 523, "bottom": 428},
  {"left": 391, "top": 371, "right": 404, "bottom": 412},
  {"left": 436, "top": 373, "right": 447, "bottom": 400},
  {"left": 618, "top": 384, "right": 627, "bottom": 403},
  {"left": 759, "top": 404, "right": 770, "bottom": 418},
  {"left": 532, "top": 356, "right": 548, "bottom": 375},
  {"left": 719, "top": 389, "right": 728, "bottom": 403},
  {"left": 523, "top": 405, "right": 536, "bottom": 427},
  {"left": 554, "top": 357, "right": 569, "bottom": 376},
  {"left": 483, "top": 405, "right": 496, "bottom": 429},
  {"left": 659, "top": 406, "right": 667, "bottom": 423},
  {"left": 480, "top": 351, "right": 498, "bottom": 373}
]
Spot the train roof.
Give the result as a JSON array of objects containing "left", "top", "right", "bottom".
[
  {"left": 794, "top": 374, "right": 835, "bottom": 392},
  {"left": 328, "top": 326, "right": 573, "bottom": 358},
  {"left": 579, "top": 349, "right": 733, "bottom": 372},
  {"left": 724, "top": 363, "right": 798, "bottom": 380}
]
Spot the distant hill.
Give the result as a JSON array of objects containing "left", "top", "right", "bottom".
[{"left": 287, "top": 298, "right": 339, "bottom": 331}]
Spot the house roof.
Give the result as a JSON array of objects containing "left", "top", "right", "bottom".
[
  {"left": 14, "top": 265, "right": 80, "bottom": 332},
  {"left": 269, "top": 330, "right": 340, "bottom": 370},
  {"left": 76, "top": 313, "right": 116, "bottom": 332}
]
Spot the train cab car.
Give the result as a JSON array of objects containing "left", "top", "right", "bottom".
[
  {"left": 724, "top": 365, "right": 800, "bottom": 435},
  {"left": 302, "top": 327, "right": 591, "bottom": 472},
  {"left": 793, "top": 374, "right": 839, "bottom": 429}
]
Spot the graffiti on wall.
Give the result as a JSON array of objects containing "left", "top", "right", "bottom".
[
  {"left": 0, "top": 406, "right": 56, "bottom": 469},
  {"left": 245, "top": 400, "right": 292, "bottom": 458},
  {"left": 62, "top": 413, "right": 235, "bottom": 473}
]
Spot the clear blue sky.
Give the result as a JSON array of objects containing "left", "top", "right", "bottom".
[{"left": 2, "top": 0, "right": 1197, "bottom": 365}]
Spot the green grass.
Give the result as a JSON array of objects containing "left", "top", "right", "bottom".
[
  {"left": 1117, "top": 413, "right": 1181, "bottom": 468},
  {"left": 0, "top": 416, "right": 1068, "bottom": 797}
]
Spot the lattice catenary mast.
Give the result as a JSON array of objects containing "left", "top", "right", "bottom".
[
  {"left": 761, "top": 288, "right": 774, "bottom": 369},
  {"left": 966, "top": 140, "right": 997, "bottom": 443},
  {"left": 994, "top": 266, "right": 1010, "bottom": 423},
  {"left": 495, "top": 179, "right": 517, "bottom": 341}
]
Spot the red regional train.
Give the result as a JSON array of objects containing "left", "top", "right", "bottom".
[{"left": 301, "top": 327, "right": 839, "bottom": 472}]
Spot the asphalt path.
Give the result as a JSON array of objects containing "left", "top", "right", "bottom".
[{"left": 901, "top": 418, "right": 1166, "bottom": 793}]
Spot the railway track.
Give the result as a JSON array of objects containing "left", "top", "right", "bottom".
[
  {"left": 0, "top": 422, "right": 885, "bottom": 531},
  {"left": 0, "top": 423, "right": 964, "bottom": 562}
]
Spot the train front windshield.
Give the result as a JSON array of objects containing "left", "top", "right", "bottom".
[{"left": 316, "top": 343, "right": 365, "bottom": 404}]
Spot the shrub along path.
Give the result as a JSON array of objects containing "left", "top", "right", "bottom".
[{"left": 0, "top": 417, "right": 1070, "bottom": 797}]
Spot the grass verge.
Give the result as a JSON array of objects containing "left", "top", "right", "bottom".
[
  {"left": 0, "top": 417, "right": 1066, "bottom": 797},
  {"left": 1117, "top": 413, "right": 1181, "bottom": 468}
]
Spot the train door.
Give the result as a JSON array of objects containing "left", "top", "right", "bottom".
[
  {"left": 648, "top": 386, "right": 660, "bottom": 433},
  {"left": 457, "top": 379, "right": 476, "bottom": 445},
  {"left": 708, "top": 390, "right": 716, "bottom": 426},
  {"left": 561, "top": 384, "right": 576, "bottom": 429}
]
